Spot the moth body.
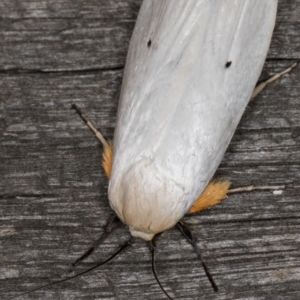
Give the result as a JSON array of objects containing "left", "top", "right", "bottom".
[{"left": 108, "top": 0, "right": 278, "bottom": 240}]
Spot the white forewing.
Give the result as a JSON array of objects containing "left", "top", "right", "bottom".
[{"left": 109, "top": 0, "right": 278, "bottom": 240}]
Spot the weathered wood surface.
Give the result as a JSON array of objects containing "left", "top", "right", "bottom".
[{"left": 1, "top": 1, "right": 300, "bottom": 299}]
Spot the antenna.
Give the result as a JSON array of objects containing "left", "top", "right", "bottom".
[
  {"left": 8, "top": 238, "right": 132, "bottom": 300},
  {"left": 149, "top": 236, "right": 174, "bottom": 300},
  {"left": 69, "top": 214, "right": 121, "bottom": 271}
]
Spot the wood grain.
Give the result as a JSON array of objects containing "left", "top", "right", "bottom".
[{"left": 1, "top": 1, "right": 300, "bottom": 299}]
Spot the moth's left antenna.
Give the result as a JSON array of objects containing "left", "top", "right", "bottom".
[
  {"left": 69, "top": 214, "right": 121, "bottom": 271},
  {"left": 8, "top": 238, "right": 132, "bottom": 300}
]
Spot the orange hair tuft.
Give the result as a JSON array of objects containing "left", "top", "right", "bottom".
[
  {"left": 102, "top": 141, "right": 113, "bottom": 179},
  {"left": 188, "top": 180, "right": 230, "bottom": 214}
]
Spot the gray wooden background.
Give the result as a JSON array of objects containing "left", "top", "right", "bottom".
[{"left": 1, "top": 1, "right": 299, "bottom": 299}]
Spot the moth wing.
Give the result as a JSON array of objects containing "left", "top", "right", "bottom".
[{"left": 109, "top": 0, "right": 278, "bottom": 240}]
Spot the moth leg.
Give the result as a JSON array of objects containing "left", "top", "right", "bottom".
[
  {"left": 228, "top": 184, "right": 285, "bottom": 194},
  {"left": 71, "top": 104, "right": 108, "bottom": 147},
  {"left": 176, "top": 220, "right": 218, "bottom": 292},
  {"left": 71, "top": 104, "right": 113, "bottom": 178},
  {"left": 250, "top": 60, "right": 299, "bottom": 101},
  {"left": 69, "top": 215, "right": 121, "bottom": 271}
]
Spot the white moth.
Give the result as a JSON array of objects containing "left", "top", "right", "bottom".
[
  {"left": 14, "top": 1, "right": 299, "bottom": 298},
  {"left": 108, "top": 0, "right": 279, "bottom": 240}
]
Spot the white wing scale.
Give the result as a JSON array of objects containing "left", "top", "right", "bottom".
[{"left": 108, "top": 0, "right": 278, "bottom": 240}]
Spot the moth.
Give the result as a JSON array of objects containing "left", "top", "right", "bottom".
[
  {"left": 12, "top": 0, "right": 299, "bottom": 299},
  {"left": 105, "top": 0, "right": 279, "bottom": 240}
]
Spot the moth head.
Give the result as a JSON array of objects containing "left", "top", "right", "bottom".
[{"left": 108, "top": 158, "right": 188, "bottom": 241}]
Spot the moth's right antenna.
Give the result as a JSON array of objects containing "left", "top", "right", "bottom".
[{"left": 149, "top": 237, "right": 174, "bottom": 300}]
